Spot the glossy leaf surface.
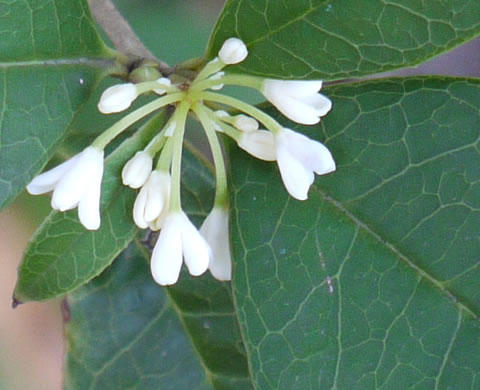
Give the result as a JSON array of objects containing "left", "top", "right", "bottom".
[
  {"left": 208, "top": 0, "right": 480, "bottom": 80},
  {"left": 64, "top": 243, "right": 252, "bottom": 390},
  {"left": 229, "top": 77, "right": 480, "bottom": 389}
]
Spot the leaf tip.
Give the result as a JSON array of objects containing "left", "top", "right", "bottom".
[
  {"left": 11, "top": 296, "right": 23, "bottom": 309},
  {"left": 61, "top": 299, "right": 71, "bottom": 323}
]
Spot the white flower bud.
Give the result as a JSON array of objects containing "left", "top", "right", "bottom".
[
  {"left": 133, "top": 171, "right": 170, "bottom": 230},
  {"left": 233, "top": 115, "right": 259, "bottom": 132},
  {"left": 121, "top": 151, "right": 153, "bottom": 189},
  {"left": 98, "top": 83, "right": 138, "bottom": 114},
  {"left": 214, "top": 110, "right": 230, "bottom": 118},
  {"left": 218, "top": 38, "right": 248, "bottom": 65},
  {"left": 153, "top": 77, "right": 172, "bottom": 95}
]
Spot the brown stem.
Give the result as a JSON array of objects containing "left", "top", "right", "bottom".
[{"left": 88, "top": 0, "right": 172, "bottom": 73}]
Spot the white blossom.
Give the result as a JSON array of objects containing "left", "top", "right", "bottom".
[
  {"left": 150, "top": 212, "right": 211, "bottom": 286},
  {"left": 238, "top": 130, "right": 276, "bottom": 161},
  {"left": 276, "top": 128, "right": 335, "bottom": 200},
  {"left": 98, "top": 83, "right": 138, "bottom": 114},
  {"left": 262, "top": 79, "right": 332, "bottom": 125},
  {"left": 218, "top": 37, "right": 248, "bottom": 65},
  {"left": 200, "top": 207, "right": 232, "bottom": 281},
  {"left": 133, "top": 171, "right": 170, "bottom": 230},
  {"left": 26, "top": 146, "right": 104, "bottom": 230},
  {"left": 122, "top": 151, "right": 153, "bottom": 189}
]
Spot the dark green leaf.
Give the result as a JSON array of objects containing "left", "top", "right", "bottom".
[
  {"left": 13, "top": 115, "right": 166, "bottom": 302},
  {"left": 229, "top": 77, "right": 480, "bottom": 389},
  {"left": 64, "top": 242, "right": 252, "bottom": 390},
  {"left": 0, "top": 0, "right": 114, "bottom": 210},
  {"left": 208, "top": 0, "right": 480, "bottom": 80},
  {"left": 63, "top": 243, "right": 213, "bottom": 390}
]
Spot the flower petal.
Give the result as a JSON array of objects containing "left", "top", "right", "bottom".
[
  {"left": 26, "top": 155, "right": 80, "bottom": 195},
  {"left": 282, "top": 128, "right": 336, "bottom": 175},
  {"left": 276, "top": 132, "right": 315, "bottom": 200},
  {"left": 77, "top": 164, "right": 103, "bottom": 230},
  {"left": 265, "top": 79, "right": 323, "bottom": 98},
  {"left": 150, "top": 215, "right": 183, "bottom": 286},
  {"left": 300, "top": 93, "right": 332, "bottom": 117},
  {"left": 144, "top": 172, "right": 170, "bottom": 223},
  {"left": 238, "top": 130, "right": 276, "bottom": 161},
  {"left": 272, "top": 95, "right": 321, "bottom": 125},
  {"left": 180, "top": 214, "right": 210, "bottom": 276},
  {"left": 122, "top": 151, "right": 153, "bottom": 189},
  {"left": 200, "top": 208, "right": 232, "bottom": 281},
  {"left": 51, "top": 147, "right": 104, "bottom": 211},
  {"left": 133, "top": 185, "right": 149, "bottom": 229}
]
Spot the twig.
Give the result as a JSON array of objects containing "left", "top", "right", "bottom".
[{"left": 88, "top": 0, "right": 171, "bottom": 73}]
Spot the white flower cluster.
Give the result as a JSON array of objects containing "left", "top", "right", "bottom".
[{"left": 26, "top": 38, "right": 335, "bottom": 286}]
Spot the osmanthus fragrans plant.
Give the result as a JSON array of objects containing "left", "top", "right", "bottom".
[{"left": 2, "top": 0, "right": 480, "bottom": 388}]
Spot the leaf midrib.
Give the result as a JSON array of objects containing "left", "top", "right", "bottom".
[
  {"left": 317, "top": 186, "right": 478, "bottom": 319},
  {"left": 242, "top": 2, "right": 326, "bottom": 48},
  {"left": 0, "top": 57, "right": 114, "bottom": 69}
]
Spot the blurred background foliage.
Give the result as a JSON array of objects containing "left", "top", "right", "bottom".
[{"left": 0, "top": 0, "right": 479, "bottom": 389}]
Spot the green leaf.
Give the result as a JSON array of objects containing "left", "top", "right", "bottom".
[
  {"left": 64, "top": 148, "right": 253, "bottom": 389},
  {"left": 229, "top": 77, "right": 480, "bottom": 389},
  {"left": 208, "top": 0, "right": 480, "bottom": 80},
  {"left": 64, "top": 243, "right": 213, "bottom": 390},
  {"left": 65, "top": 243, "right": 252, "bottom": 390},
  {"left": 13, "top": 114, "right": 166, "bottom": 302},
  {"left": 0, "top": 0, "right": 114, "bottom": 210}
]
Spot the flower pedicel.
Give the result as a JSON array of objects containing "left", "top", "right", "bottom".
[{"left": 26, "top": 37, "right": 336, "bottom": 285}]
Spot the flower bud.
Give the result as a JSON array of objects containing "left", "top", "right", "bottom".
[
  {"left": 98, "top": 83, "right": 138, "bottom": 114},
  {"left": 218, "top": 38, "right": 248, "bottom": 65},
  {"left": 233, "top": 115, "right": 259, "bottom": 132},
  {"left": 153, "top": 77, "right": 172, "bottom": 95},
  {"left": 121, "top": 151, "right": 153, "bottom": 189},
  {"left": 133, "top": 171, "right": 170, "bottom": 230},
  {"left": 214, "top": 110, "right": 229, "bottom": 119}
]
